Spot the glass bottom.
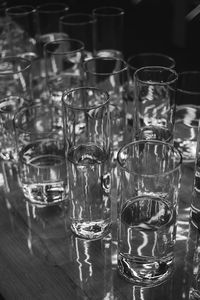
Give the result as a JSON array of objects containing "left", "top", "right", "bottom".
[
  {"left": 118, "top": 252, "right": 174, "bottom": 287},
  {"left": 70, "top": 219, "right": 111, "bottom": 240}
]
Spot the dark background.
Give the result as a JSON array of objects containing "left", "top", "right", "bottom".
[{"left": 3, "top": 0, "right": 200, "bottom": 72}]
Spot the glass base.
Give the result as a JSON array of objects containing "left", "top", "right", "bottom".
[
  {"left": 70, "top": 219, "right": 111, "bottom": 240},
  {"left": 118, "top": 253, "right": 174, "bottom": 287}
]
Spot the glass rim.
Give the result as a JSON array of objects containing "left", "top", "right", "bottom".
[
  {"left": 0, "top": 56, "right": 31, "bottom": 75},
  {"left": 117, "top": 139, "right": 182, "bottom": 177},
  {"left": 36, "top": 2, "right": 69, "bottom": 13},
  {"left": 134, "top": 66, "right": 178, "bottom": 85},
  {"left": 59, "top": 13, "right": 95, "bottom": 25},
  {"left": 62, "top": 86, "right": 110, "bottom": 110},
  {"left": 127, "top": 52, "right": 176, "bottom": 70},
  {"left": 83, "top": 56, "right": 128, "bottom": 76},
  {"left": 92, "top": 6, "right": 124, "bottom": 16},
  {"left": 177, "top": 71, "right": 200, "bottom": 95},
  {"left": 44, "top": 38, "right": 85, "bottom": 54},
  {"left": 6, "top": 5, "right": 36, "bottom": 15}
]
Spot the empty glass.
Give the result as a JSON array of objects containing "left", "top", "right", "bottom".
[
  {"left": 5, "top": 5, "right": 37, "bottom": 58},
  {"left": 83, "top": 56, "right": 130, "bottom": 159},
  {"left": 59, "top": 13, "right": 95, "bottom": 59},
  {"left": 174, "top": 71, "right": 200, "bottom": 163},
  {"left": 44, "top": 38, "right": 85, "bottom": 106},
  {"left": 134, "top": 66, "right": 178, "bottom": 143},
  {"left": 33, "top": 2, "right": 69, "bottom": 96},
  {"left": 92, "top": 6, "right": 124, "bottom": 58}
]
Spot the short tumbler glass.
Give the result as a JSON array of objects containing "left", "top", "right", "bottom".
[
  {"left": 14, "top": 103, "right": 67, "bottom": 206},
  {"left": 117, "top": 140, "right": 182, "bottom": 286},
  {"left": 62, "top": 87, "right": 111, "bottom": 240}
]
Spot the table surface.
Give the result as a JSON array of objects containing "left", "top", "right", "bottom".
[{"left": 0, "top": 160, "right": 198, "bottom": 300}]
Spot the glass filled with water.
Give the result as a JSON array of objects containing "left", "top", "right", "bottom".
[
  {"left": 117, "top": 140, "right": 182, "bottom": 286},
  {"left": 62, "top": 87, "right": 111, "bottom": 240},
  {"left": 134, "top": 66, "right": 178, "bottom": 143},
  {"left": 14, "top": 103, "right": 67, "bottom": 206}
]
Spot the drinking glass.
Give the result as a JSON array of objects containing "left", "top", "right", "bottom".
[
  {"left": 92, "top": 6, "right": 124, "bottom": 58},
  {"left": 62, "top": 87, "right": 111, "bottom": 240},
  {"left": 36, "top": 2, "right": 69, "bottom": 36},
  {"left": 35, "top": 2, "right": 69, "bottom": 55},
  {"left": 174, "top": 71, "right": 200, "bottom": 163},
  {"left": 83, "top": 56, "right": 130, "bottom": 159},
  {"left": 134, "top": 66, "right": 178, "bottom": 143},
  {"left": 5, "top": 5, "right": 37, "bottom": 58},
  {"left": 14, "top": 103, "right": 67, "bottom": 206},
  {"left": 34, "top": 2, "right": 69, "bottom": 96},
  {"left": 127, "top": 53, "right": 176, "bottom": 139},
  {"left": 44, "top": 38, "right": 85, "bottom": 106},
  {"left": 117, "top": 140, "right": 182, "bottom": 286},
  {"left": 0, "top": 56, "right": 32, "bottom": 161},
  {"left": 59, "top": 13, "right": 95, "bottom": 59}
]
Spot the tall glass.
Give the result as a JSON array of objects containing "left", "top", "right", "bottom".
[
  {"left": 5, "top": 5, "right": 37, "bottom": 58},
  {"left": 34, "top": 2, "right": 69, "bottom": 96},
  {"left": 44, "top": 38, "right": 85, "bottom": 106},
  {"left": 0, "top": 56, "right": 32, "bottom": 161},
  {"left": 117, "top": 140, "right": 182, "bottom": 286},
  {"left": 134, "top": 66, "right": 178, "bottom": 143},
  {"left": 83, "top": 56, "right": 130, "bottom": 159},
  {"left": 62, "top": 87, "right": 111, "bottom": 240},
  {"left": 36, "top": 2, "right": 69, "bottom": 36},
  {"left": 174, "top": 71, "right": 200, "bottom": 163},
  {"left": 92, "top": 6, "right": 124, "bottom": 58},
  {"left": 14, "top": 103, "right": 66, "bottom": 207},
  {"left": 59, "top": 13, "right": 95, "bottom": 59}
]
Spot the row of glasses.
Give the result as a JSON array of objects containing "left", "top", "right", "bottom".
[
  {"left": 59, "top": 6, "right": 125, "bottom": 59},
  {"left": 3, "top": 4, "right": 125, "bottom": 63}
]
